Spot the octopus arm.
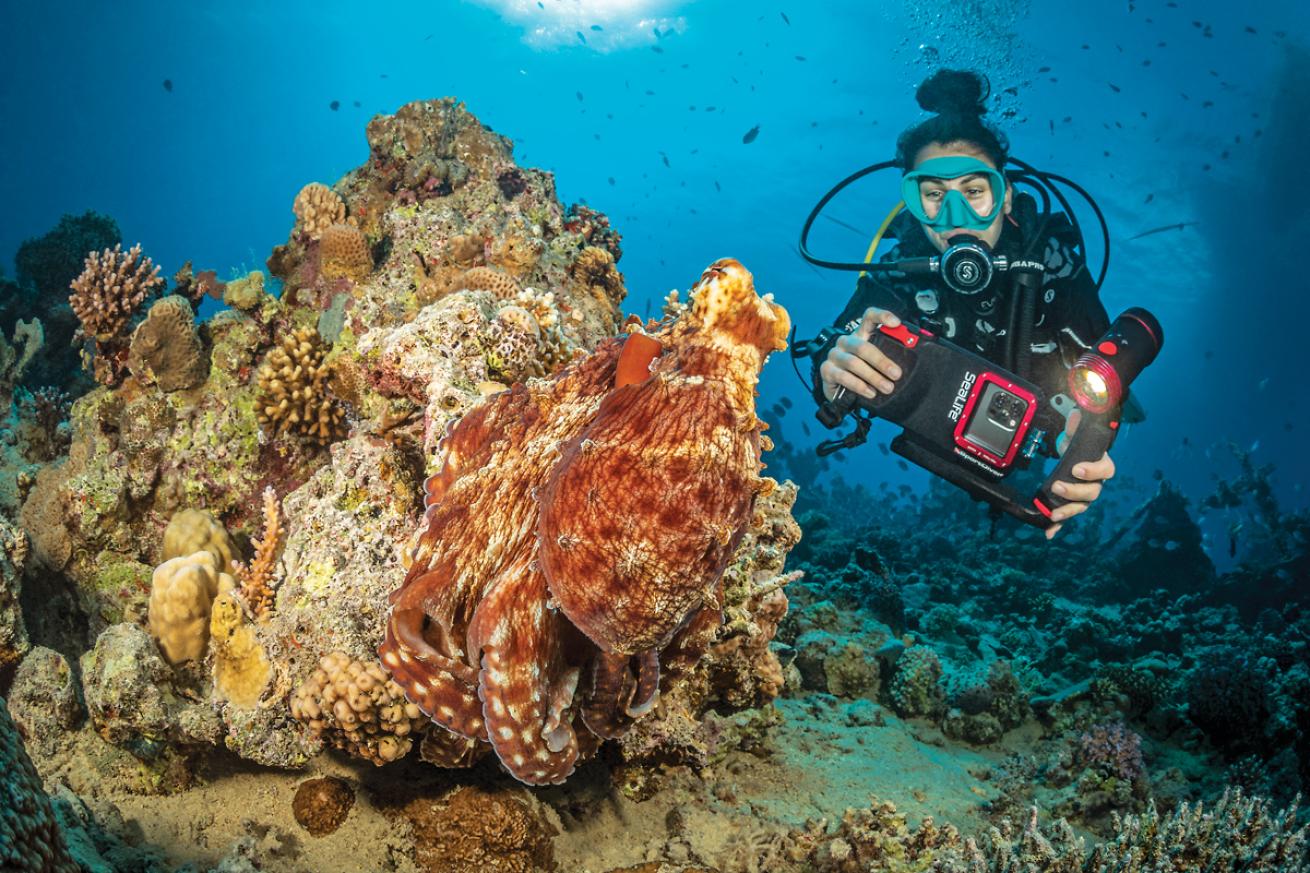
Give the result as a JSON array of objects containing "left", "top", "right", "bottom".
[
  {"left": 466, "top": 551, "right": 584, "bottom": 785},
  {"left": 379, "top": 604, "right": 487, "bottom": 741},
  {"left": 539, "top": 375, "right": 759, "bottom": 654}
]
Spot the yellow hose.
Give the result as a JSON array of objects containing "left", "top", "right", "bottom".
[{"left": 860, "top": 201, "right": 905, "bottom": 278}]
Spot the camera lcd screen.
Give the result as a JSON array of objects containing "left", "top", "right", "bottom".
[{"left": 962, "top": 381, "right": 1030, "bottom": 459}]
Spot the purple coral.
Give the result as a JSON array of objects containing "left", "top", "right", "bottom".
[{"left": 1079, "top": 722, "right": 1145, "bottom": 783}]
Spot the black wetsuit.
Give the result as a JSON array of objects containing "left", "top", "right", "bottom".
[{"left": 809, "top": 192, "right": 1111, "bottom": 455}]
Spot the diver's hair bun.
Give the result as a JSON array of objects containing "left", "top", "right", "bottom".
[{"left": 916, "top": 69, "right": 990, "bottom": 116}]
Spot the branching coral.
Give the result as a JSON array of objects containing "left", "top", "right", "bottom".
[
  {"left": 289, "top": 651, "right": 427, "bottom": 766},
  {"left": 69, "top": 243, "right": 162, "bottom": 342},
  {"left": 255, "top": 326, "right": 349, "bottom": 447},
  {"left": 69, "top": 243, "right": 164, "bottom": 385},
  {"left": 127, "top": 295, "right": 208, "bottom": 392},
  {"left": 292, "top": 182, "right": 349, "bottom": 240},
  {"left": 231, "top": 487, "right": 283, "bottom": 620},
  {"left": 1078, "top": 722, "right": 1145, "bottom": 784},
  {"left": 319, "top": 223, "right": 372, "bottom": 282}
]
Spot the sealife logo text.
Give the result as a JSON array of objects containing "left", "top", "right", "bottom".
[{"left": 948, "top": 372, "right": 977, "bottom": 421}]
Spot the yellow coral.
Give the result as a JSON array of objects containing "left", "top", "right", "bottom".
[
  {"left": 255, "top": 326, "right": 348, "bottom": 447},
  {"left": 459, "top": 266, "right": 520, "bottom": 300},
  {"left": 148, "top": 551, "right": 235, "bottom": 665},
  {"left": 289, "top": 652, "right": 427, "bottom": 766},
  {"left": 568, "top": 245, "right": 626, "bottom": 305},
  {"left": 293, "top": 183, "right": 348, "bottom": 240},
  {"left": 319, "top": 223, "right": 372, "bottom": 282},
  {"left": 223, "top": 271, "right": 267, "bottom": 311},
  {"left": 210, "top": 590, "right": 271, "bottom": 708},
  {"left": 162, "top": 508, "right": 238, "bottom": 575}
]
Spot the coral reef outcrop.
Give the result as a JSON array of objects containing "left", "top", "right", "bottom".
[{"left": 127, "top": 295, "right": 208, "bottom": 392}]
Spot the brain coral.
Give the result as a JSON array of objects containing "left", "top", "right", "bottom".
[
  {"left": 255, "top": 326, "right": 348, "bottom": 447},
  {"left": 148, "top": 551, "right": 235, "bottom": 665},
  {"left": 292, "top": 183, "right": 348, "bottom": 240},
  {"left": 319, "top": 223, "right": 372, "bottom": 282},
  {"left": 127, "top": 295, "right": 208, "bottom": 392}
]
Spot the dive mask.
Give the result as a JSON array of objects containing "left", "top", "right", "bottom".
[{"left": 901, "top": 156, "right": 1007, "bottom": 233}]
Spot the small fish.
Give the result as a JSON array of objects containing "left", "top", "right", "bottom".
[
  {"left": 897, "top": 460, "right": 908, "bottom": 472},
  {"left": 1202, "top": 100, "right": 1214, "bottom": 108},
  {"left": 714, "top": 180, "right": 721, "bottom": 192},
  {"left": 1144, "top": 193, "right": 1154, "bottom": 204},
  {"left": 801, "top": 422, "right": 811, "bottom": 437},
  {"left": 660, "top": 153, "right": 670, "bottom": 168},
  {"left": 742, "top": 125, "right": 760, "bottom": 144},
  {"left": 330, "top": 100, "right": 340, "bottom": 111},
  {"left": 1165, "top": 540, "right": 1179, "bottom": 552},
  {"left": 1108, "top": 82, "right": 1121, "bottom": 93},
  {"left": 770, "top": 402, "right": 787, "bottom": 418},
  {"left": 1003, "top": 86, "right": 1018, "bottom": 97},
  {"left": 1251, "top": 439, "right": 1261, "bottom": 452},
  {"left": 576, "top": 91, "right": 584, "bottom": 101},
  {"left": 878, "top": 443, "right": 889, "bottom": 456},
  {"left": 590, "top": 24, "right": 602, "bottom": 31},
  {"left": 781, "top": 11, "right": 790, "bottom": 24},
  {"left": 652, "top": 45, "right": 664, "bottom": 53},
  {"left": 162, "top": 78, "right": 173, "bottom": 92},
  {"left": 1129, "top": 221, "right": 1195, "bottom": 240},
  {"left": 1245, "top": 25, "right": 1257, "bottom": 34},
  {"left": 1038, "top": 66, "right": 1051, "bottom": 73},
  {"left": 608, "top": 177, "right": 615, "bottom": 185},
  {"left": 353, "top": 100, "right": 361, "bottom": 108},
  {"left": 576, "top": 31, "right": 587, "bottom": 44},
  {"left": 1049, "top": 120, "right": 1054, "bottom": 134},
  {"left": 424, "top": 33, "right": 433, "bottom": 41},
  {"left": 795, "top": 55, "right": 806, "bottom": 61}
]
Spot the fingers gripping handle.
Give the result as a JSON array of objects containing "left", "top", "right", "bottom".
[{"left": 1034, "top": 411, "right": 1117, "bottom": 517}]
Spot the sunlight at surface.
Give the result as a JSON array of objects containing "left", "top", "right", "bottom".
[{"left": 468, "top": 0, "right": 685, "bottom": 49}]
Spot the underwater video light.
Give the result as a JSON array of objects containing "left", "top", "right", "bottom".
[{"left": 1069, "top": 308, "right": 1163, "bottom": 415}]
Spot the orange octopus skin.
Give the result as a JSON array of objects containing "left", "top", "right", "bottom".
[{"left": 379, "top": 258, "right": 788, "bottom": 785}]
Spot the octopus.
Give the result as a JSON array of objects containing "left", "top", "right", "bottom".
[{"left": 379, "top": 258, "right": 789, "bottom": 784}]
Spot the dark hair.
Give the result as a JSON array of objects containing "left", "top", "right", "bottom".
[{"left": 895, "top": 69, "right": 1010, "bottom": 171}]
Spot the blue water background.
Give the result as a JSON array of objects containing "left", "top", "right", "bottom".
[{"left": 2, "top": 0, "right": 1307, "bottom": 558}]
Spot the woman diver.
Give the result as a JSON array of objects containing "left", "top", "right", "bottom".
[{"left": 809, "top": 69, "right": 1117, "bottom": 539}]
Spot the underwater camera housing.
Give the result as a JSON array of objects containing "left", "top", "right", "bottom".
[{"left": 817, "top": 307, "right": 1162, "bottom": 527}]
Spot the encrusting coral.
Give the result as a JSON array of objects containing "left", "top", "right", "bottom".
[
  {"left": 292, "top": 182, "right": 349, "bottom": 240},
  {"left": 231, "top": 486, "right": 284, "bottom": 620},
  {"left": 255, "top": 325, "right": 349, "bottom": 447},
  {"left": 401, "top": 785, "right": 558, "bottom": 873},
  {"left": 289, "top": 651, "right": 427, "bottom": 766},
  {"left": 147, "top": 550, "right": 235, "bottom": 665},
  {"left": 319, "top": 222, "right": 373, "bottom": 282},
  {"left": 127, "top": 295, "right": 208, "bottom": 392},
  {"left": 209, "top": 588, "right": 272, "bottom": 709}
]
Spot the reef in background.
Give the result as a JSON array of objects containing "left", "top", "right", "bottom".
[{"left": 0, "top": 97, "right": 1305, "bottom": 872}]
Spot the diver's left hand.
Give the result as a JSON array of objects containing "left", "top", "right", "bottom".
[{"left": 1046, "top": 409, "right": 1116, "bottom": 540}]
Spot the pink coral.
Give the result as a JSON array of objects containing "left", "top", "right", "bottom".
[{"left": 1078, "top": 721, "right": 1145, "bottom": 782}]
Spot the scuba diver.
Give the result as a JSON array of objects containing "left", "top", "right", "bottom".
[{"left": 804, "top": 69, "right": 1121, "bottom": 539}]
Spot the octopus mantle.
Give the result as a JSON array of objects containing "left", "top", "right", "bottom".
[{"left": 380, "top": 258, "right": 789, "bottom": 784}]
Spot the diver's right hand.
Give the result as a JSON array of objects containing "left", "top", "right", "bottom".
[{"left": 819, "top": 307, "right": 905, "bottom": 402}]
